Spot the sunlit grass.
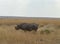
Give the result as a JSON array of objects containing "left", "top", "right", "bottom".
[{"left": 0, "top": 18, "right": 59, "bottom": 44}]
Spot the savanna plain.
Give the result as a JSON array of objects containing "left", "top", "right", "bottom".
[{"left": 0, "top": 18, "right": 60, "bottom": 44}]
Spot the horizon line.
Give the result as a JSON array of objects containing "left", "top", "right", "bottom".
[
  {"left": 0, "top": 16, "right": 60, "bottom": 18},
  {"left": 0, "top": 16, "right": 60, "bottom": 19}
]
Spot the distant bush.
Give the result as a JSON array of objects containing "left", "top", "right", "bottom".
[
  {"left": 40, "top": 24, "right": 44, "bottom": 27},
  {"left": 56, "top": 25, "right": 60, "bottom": 29},
  {"left": 40, "top": 29, "right": 50, "bottom": 34},
  {"left": 40, "top": 30, "right": 44, "bottom": 34},
  {"left": 44, "top": 29, "right": 50, "bottom": 34},
  {"left": 6, "top": 24, "right": 12, "bottom": 26},
  {"left": 40, "top": 39, "right": 43, "bottom": 41}
]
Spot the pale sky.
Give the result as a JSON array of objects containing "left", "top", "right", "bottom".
[{"left": 0, "top": 0, "right": 60, "bottom": 17}]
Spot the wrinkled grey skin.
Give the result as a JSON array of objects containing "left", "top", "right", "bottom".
[{"left": 15, "top": 23, "right": 39, "bottom": 32}]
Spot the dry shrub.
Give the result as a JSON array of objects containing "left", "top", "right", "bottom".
[{"left": 40, "top": 29, "right": 51, "bottom": 34}]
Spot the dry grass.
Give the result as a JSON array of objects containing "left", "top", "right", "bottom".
[{"left": 0, "top": 18, "right": 60, "bottom": 44}]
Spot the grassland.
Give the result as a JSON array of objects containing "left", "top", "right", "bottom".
[{"left": 0, "top": 18, "right": 60, "bottom": 44}]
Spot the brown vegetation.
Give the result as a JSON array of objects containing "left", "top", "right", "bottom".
[{"left": 0, "top": 18, "right": 60, "bottom": 44}]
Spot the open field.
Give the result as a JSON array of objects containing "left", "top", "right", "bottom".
[{"left": 0, "top": 18, "right": 60, "bottom": 44}]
